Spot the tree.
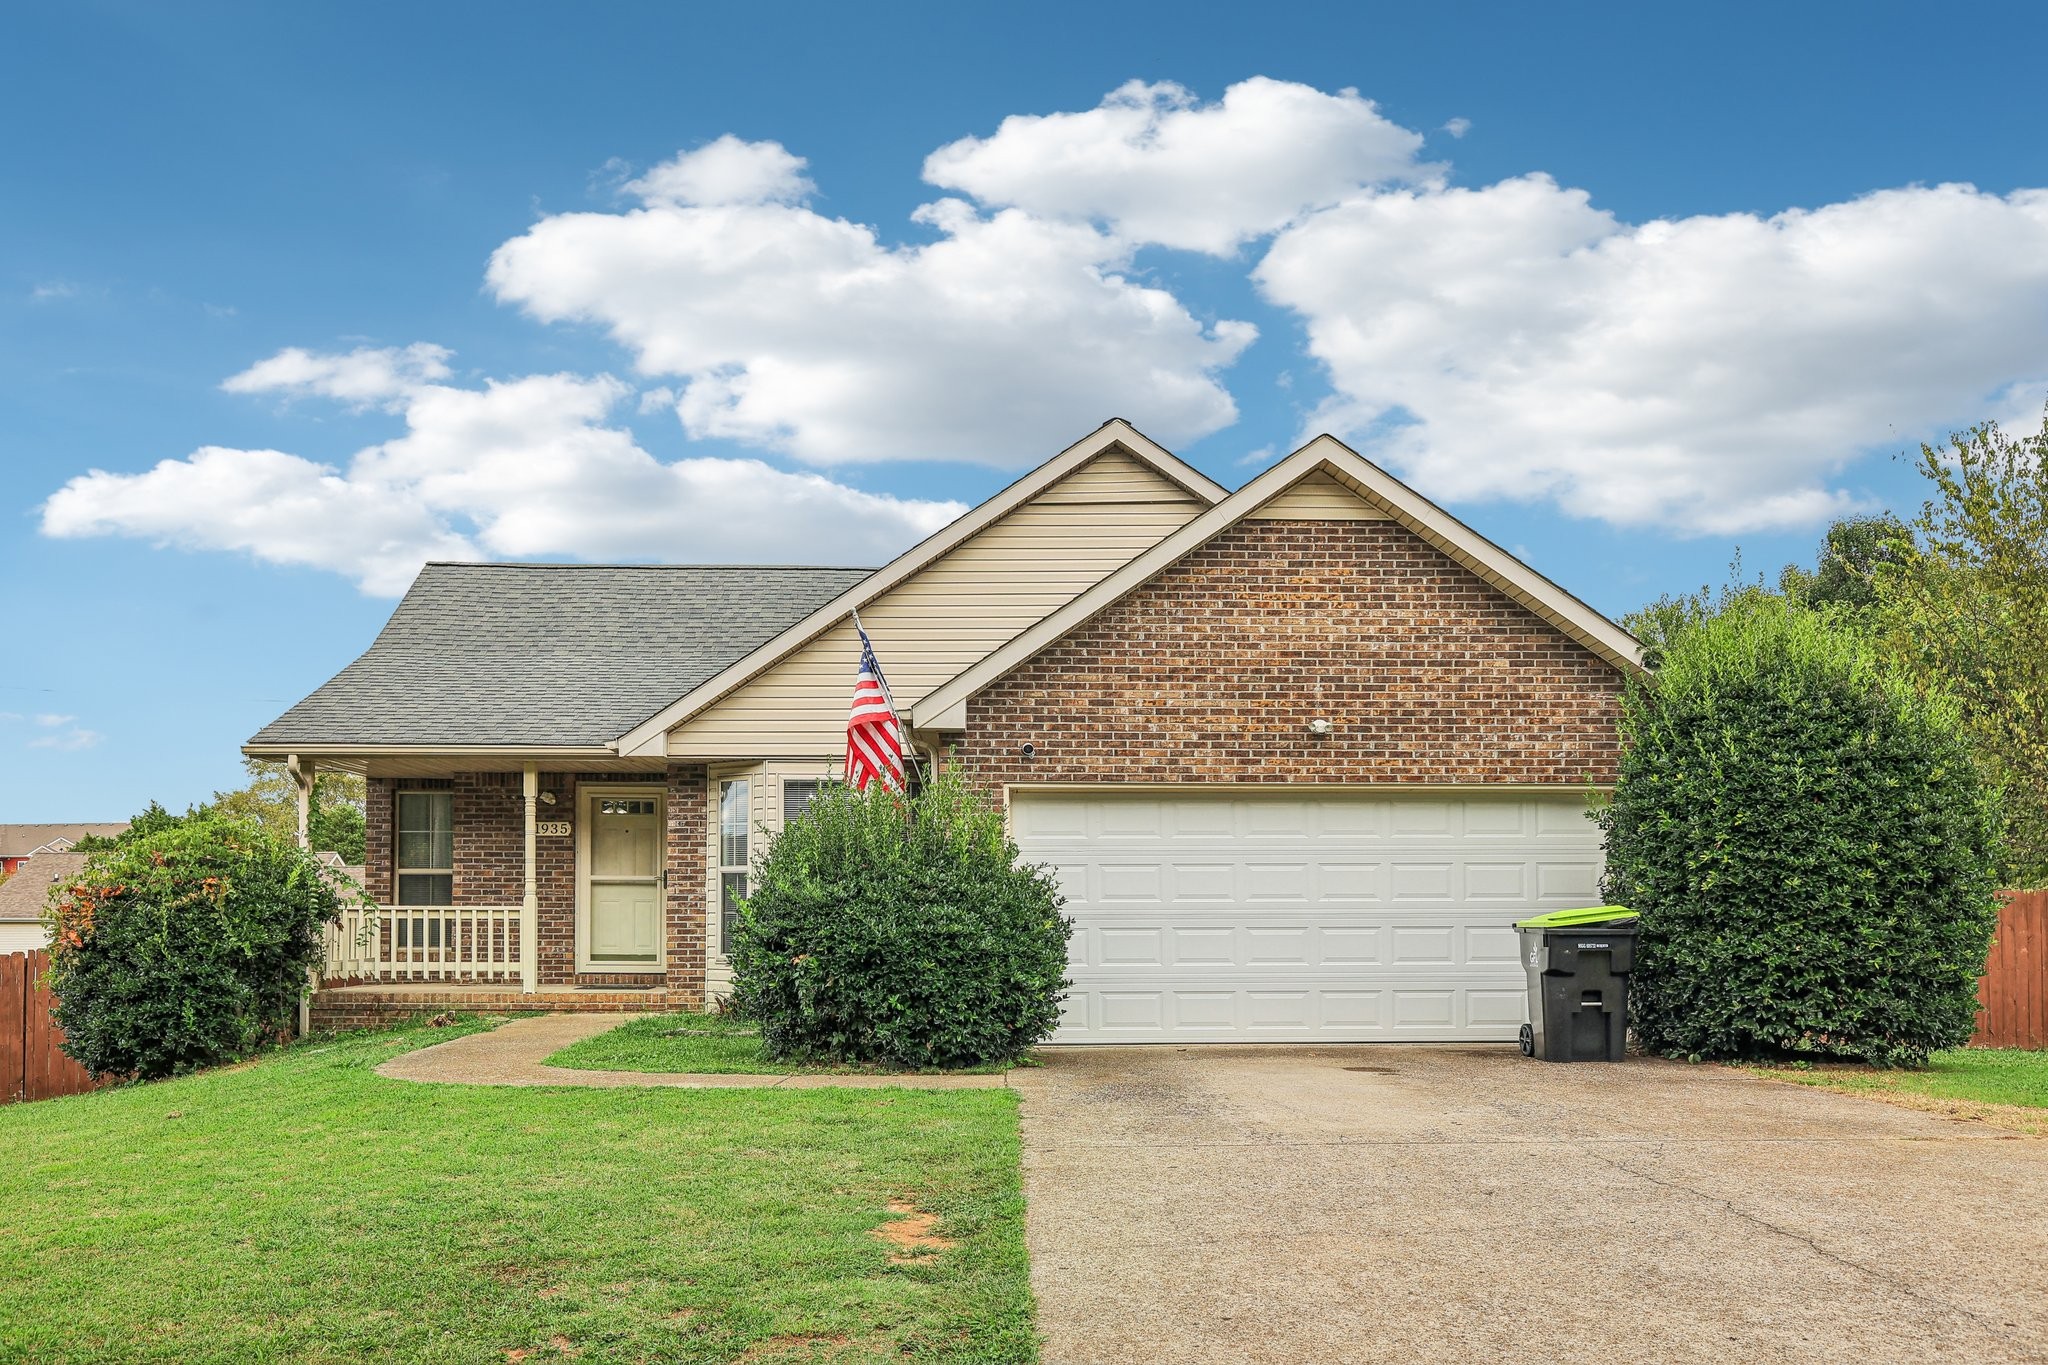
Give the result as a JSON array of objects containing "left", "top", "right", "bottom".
[
  {"left": 1598, "top": 592, "right": 2001, "bottom": 1066},
  {"left": 45, "top": 813, "right": 351, "bottom": 1079},
  {"left": 77, "top": 761, "right": 367, "bottom": 863},
  {"left": 209, "top": 759, "right": 366, "bottom": 864},
  {"left": 1874, "top": 415, "right": 2048, "bottom": 883},
  {"left": 729, "top": 767, "right": 1072, "bottom": 1069},
  {"left": 1780, "top": 514, "right": 1910, "bottom": 614}
]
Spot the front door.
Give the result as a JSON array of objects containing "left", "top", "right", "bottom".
[{"left": 585, "top": 793, "right": 663, "bottom": 969}]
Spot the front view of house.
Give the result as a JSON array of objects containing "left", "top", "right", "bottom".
[{"left": 249, "top": 422, "right": 1641, "bottom": 1041}]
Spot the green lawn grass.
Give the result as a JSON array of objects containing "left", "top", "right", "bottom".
[
  {"left": 0, "top": 1019, "right": 1035, "bottom": 1364},
  {"left": 546, "top": 1014, "right": 1012, "bottom": 1076},
  {"left": 1757, "top": 1048, "right": 2048, "bottom": 1109}
]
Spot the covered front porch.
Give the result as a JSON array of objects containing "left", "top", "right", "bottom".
[{"left": 275, "top": 749, "right": 703, "bottom": 1010}]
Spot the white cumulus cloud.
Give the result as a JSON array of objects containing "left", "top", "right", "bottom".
[
  {"left": 487, "top": 144, "right": 1254, "bottom": 466},
  {"left": 42, "top": 350, "right": 965, "bottom": 594},
  {"left": 626, "top": 135, "right": 816, "bottom": 207},
  {"left": 1255, "top": 176, "right": 2048, "bottom": 532},
  {"left": 222, "top": 342, "right": 454, "bottom": 410},
  {"left": 923, "top": 77, "right": 1433, "bottom": 255}
]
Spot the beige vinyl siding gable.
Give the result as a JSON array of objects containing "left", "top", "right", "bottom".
[
  {"left": 1248, "top": 468, "right": 1391, "bottom": 520},
  {"left": 668, "top": 450, "right": 1206, "bottom": 758}
]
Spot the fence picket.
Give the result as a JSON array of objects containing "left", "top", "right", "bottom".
[
  {"left": 1974, "top": 890, "right": 2048, "bottom": 1049},
  {"left": 1, "top": 950, "right": 111, "bottom": 1103}
]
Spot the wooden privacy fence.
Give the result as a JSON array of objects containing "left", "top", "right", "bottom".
[
  {"left": 1, "top": 949, "right": 108, "bottom": 1104},
  {"left": 1974, "top": 889, "right": 2048, "bottom": 1049}
]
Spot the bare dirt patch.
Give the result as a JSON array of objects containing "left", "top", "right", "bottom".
[{"left": 869, "top": 1199, "right": 957, "bottom": 1264}]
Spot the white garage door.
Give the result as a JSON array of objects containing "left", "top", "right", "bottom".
[{"left": 1012, "top": 789, "right": 1604, "bottom": 1044}]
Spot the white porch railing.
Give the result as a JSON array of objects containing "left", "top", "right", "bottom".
[{"left": 323, "top": 904, "right": 535, "bottom": 987}]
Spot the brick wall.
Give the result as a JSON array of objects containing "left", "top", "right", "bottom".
[
  {"left": 664, "top": 763, "right": 709, "bottom": 1005},
  {"left": 957, "top": 519, "right": 1626, "bottom": 787}
]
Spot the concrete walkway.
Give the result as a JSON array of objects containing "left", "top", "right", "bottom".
[
  {"left": 373, "top": 1013, "right": 1006, "bottom": 1089},
  {"left": 1010, "top": 1044, "right": 2048, "bottom": 1365}
]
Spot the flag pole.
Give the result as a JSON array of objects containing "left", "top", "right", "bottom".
[{"left": 851, "top": 608, "right": 925, "bottom": 785}]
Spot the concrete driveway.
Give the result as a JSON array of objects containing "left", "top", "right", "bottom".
[{"left": 1010, "top": 1046, "right": 2048, "bottom": 1365}]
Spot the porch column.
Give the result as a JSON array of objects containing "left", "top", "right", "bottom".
[
  {"left": 288, "top": 753, "right": 315, "bottom": 849},
  {"left": 288, "top": 754, "right": 316, "bottom": 1034},
  {"left": 521, "top": 764, "right": 539, "bottom": 993}
]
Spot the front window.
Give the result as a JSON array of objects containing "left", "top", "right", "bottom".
[
  {"left": 395, "top": 792, "right": 453, "bottom": 906},
  {"left": 719, "top": 779, "right": 750, "bottom": 951},
  {"left": 782, "top": 777, "right": 838, "bottom": 824}
]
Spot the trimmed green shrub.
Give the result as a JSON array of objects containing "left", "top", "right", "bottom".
[
  {"left": 44, "top": 814, "right": 349, "bottom": 1079},
  {"left": 1598, "top": 591, "right": 2002, "bottom": 1066},
  {"left": 729, "top": 767, "right": 1071, "bottom": 1069}
]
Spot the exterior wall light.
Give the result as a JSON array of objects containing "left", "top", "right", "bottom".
[
  {"left": 1308, "top": 719, "right": 1334, "bottom": 737},
  {"left": 538, "top": 791, "right": 557, "bottom": 805}
]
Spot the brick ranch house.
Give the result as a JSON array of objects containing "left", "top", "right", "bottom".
[{"left": 248, "top": 421, "right": 1643, "bottom": 1039}]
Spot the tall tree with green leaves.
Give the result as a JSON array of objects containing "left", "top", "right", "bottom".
[
  {"left": 1875, "top": 415, "right": 2048, "bottom": 883},
  {"left": 77, "top": 761, "right": 367, "bottom": 863}
]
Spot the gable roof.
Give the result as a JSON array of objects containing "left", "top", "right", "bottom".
[
  {"left": 247, "top": 563, "right": 874, "bottom": 751},
  {"left": 0, "top": 825, "right": 126, "bottom": 858},
  {"left": 612, "top": 419, "right": 1227, "bottom": 756},
  {"left": 911, "top": 435, "right": 1646, "bottom": 730},
  {"left": 0, "top": 851, "right": 87, "bottom": 922}
]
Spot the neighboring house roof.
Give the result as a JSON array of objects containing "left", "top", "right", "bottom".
[
  {"left": 912, "top": 436, "right": 1647, "bottom": 730},
  {"left": 0, "top": 851, "right": 89, "bottom": 922},
  {"left": 247, "top": 563, "right": 875, "bottom": 750},
  {"left": 613, "top": 419, "right": 1227, "bottom": 756},
  {"left": 313, "top": 850, "right": 367, "bottom": 888},
  {"left": 0, "top": 824, "right": 127, "bottom": 859}
]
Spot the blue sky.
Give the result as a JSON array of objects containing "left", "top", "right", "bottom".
[{"left": 5, "top": 1, "right": 2047, "bottom": 821}]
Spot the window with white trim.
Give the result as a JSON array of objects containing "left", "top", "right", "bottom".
[
  {"left": 718, "top": 778, "right": 750, "bottom": 951},
  {"left": 395, "top": 792, "right": 453, "bottom": 906}
]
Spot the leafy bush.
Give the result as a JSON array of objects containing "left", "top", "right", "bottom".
[
  {"left": 45, "top": 814, "right": 350, "bottom": 1079},
  {"left": 729, "top": 767, "right": 1071, "bottom": 1069},
  {"left": 1598, "top": 591, "right": 2002, "bottom": 1066}
]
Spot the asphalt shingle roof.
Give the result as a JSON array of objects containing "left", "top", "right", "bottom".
[
  {"left": 0, "top": 851, "right": 88, "bottom": 922},
  {"left": 0, "top": 825, "right": 128, "bottom": 858},
  {"left": 249, "top": 563, "right": 875, "bottom": 748}
]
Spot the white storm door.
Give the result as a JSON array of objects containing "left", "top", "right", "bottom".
[{"left": 585, "top": 794, "right": 663, "bottom": 968}]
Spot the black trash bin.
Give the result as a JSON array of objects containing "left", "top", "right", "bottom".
[{"left": 1515, "top": 906, "right": 1639, "bottom": 1062}]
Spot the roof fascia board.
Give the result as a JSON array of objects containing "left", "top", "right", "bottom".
[
  {"left": 241, "top": 744, "right": 620, "bottom": 759},
  {"left": 909, "top": 437, "right": 1643, "bottom": 728},
  {"left": 613, "top": 419, "right": 1222, "bottom": 756}
]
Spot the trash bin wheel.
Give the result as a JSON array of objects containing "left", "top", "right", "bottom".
[{"left": 1517, "top": 1023, "right": 1534, "bottom": 1057}]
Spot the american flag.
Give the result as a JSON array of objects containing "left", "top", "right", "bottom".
[{"left": 845, "top": 618, "right": 905, "bottom": 792}]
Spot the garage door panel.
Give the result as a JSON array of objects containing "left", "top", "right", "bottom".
[
  {"left": 1536, "top": 861, "right": 1601, "bottom": 901},
  {"left": 1020, "top": 791, "right": 1604, "bottom": 1043},
  {"left": 1319, "top": 927, "right": 1383, "bottom": 964},
  {"left": 1317, "top": 861, "right": 1382, "bottom": 901},
  {"left": 1243, "top": 862, "right": 1310, "bottom": 900},
  {"left": 1466, "top": 925, "right": 1523, "bottom": 963},
  {"left": 1390, "top": 801, "right": 1455, "bottom": 836},
  {"left": 1168, "top": 862, "right": 1235, "bottom": 900},
  {"left": 1388, "top": 862, "right": 1456, "bottom": 901},
  {"left": 1390, "top": 926, "right": 1455, "bottom": 964},
  {"left": 1463, "top": 861, "right": 1530, "bottom": 900}
]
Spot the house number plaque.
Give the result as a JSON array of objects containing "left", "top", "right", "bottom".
[{"left": 536, "top": 820, "right": 572, "bottom": 836}]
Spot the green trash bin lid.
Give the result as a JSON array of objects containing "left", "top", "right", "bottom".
[{"left": 1514, "top": 905, "right": 1639, "bottom": 930}]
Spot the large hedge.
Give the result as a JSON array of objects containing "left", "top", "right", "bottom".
[
  {"left": 45, "top": 815, "right": 349, "bottom": 1079},
  {"left": 728, "top": 768, "right": 1072, "bottom": 1069},
  {"left": 1597, "top": 593, "right": 2002, "bottom": 1066}
]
